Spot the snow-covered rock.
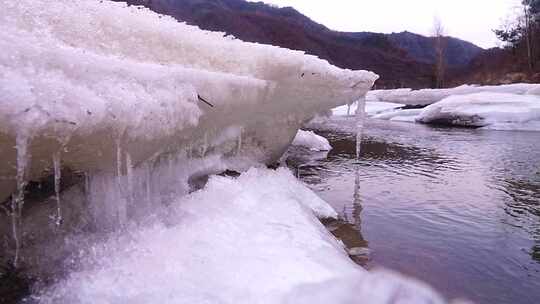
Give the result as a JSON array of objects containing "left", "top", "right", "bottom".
[
  {"left": 36, "top": 168, "right": 448, "bottom": 304},
  {"left": 0, "top": 0, "right": 377, "bottom": 204},
  {"left": 292, "top": 130, "right": 332, "bottom": 151},
  {"left": 368, "top": 83, "right": 540, "bottom": 105},
  {"left": 416, "top": 92, "right": 540, "bottom": 130}
]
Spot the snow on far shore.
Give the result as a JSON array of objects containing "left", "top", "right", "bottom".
[
  {"left": 372, "top": 108, "right": 424, "bottom": 122},
  {"left": 335, "top": 84, "right": 540, "bottom": 131},
  {"left": 367, "top": 83, "right": 540, "bottom": 106},
  {"left": 36, "top": 168, "right": 449, "bottom": 304},
  {"left": 292, "top": 130, "right": 332, "bottom": 151},
  {"left": 332, "top": 101, "right": 404, "bottom": 117}
]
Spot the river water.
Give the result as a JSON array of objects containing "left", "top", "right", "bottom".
[{"left": 289, "top": 117, "right": 540, "bottom": 304}]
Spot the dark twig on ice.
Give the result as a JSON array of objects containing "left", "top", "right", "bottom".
[
  {"left": 351, "top": 81, "right": 364, "bottom": 89},
  {"left": 197, "top": 94, "right": 214, "bottom": 108}
]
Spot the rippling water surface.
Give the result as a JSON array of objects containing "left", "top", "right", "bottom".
[{"left": 289, "top": 117, "right": 540, "bottom": 304}]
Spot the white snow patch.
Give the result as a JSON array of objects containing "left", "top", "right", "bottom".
[
  {"left": 368, "top": 83, "right": 540, "bottom": 105},
  {"left": 416, "top": 92, "right": 540, "bottom": 130},
  {"left": 292, "top": 130, "right": 332, "bottom": 152},
  {"left": 35, "top": 168, "right": 448, "bottom": 304}
]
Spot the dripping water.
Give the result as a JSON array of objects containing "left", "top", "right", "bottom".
[
  {"left": 11, "top": 134, "right": 30, "bottom": 267},
  {"left": 355, "top": 98, "right": 366, "bottom": 159},
  {"left": 115, "top": 140, "right": 127, "bottom": 226},
  {"left": 354, "top": 97, "right": 366, "bottom": 255},
  {"left": 116, "top": 139, "right": 123, "bottom": 178},
  {"left": 237, "top": 129, "right": 243, "bottom": 155},
  {"left": 84, "top": 172, "right": 90, "bottom": 198},
  {"left": 200, "top": 132, "right": 208, "bottom": 156},
  {"left": 52, "top": 151, "right": 62, "bottom": 227},
  {"left": 145, "top": 162, "right": 152, "bottom": 206},
  {"left": 126, "top": 152, "right": 134, "bottom": 206}
]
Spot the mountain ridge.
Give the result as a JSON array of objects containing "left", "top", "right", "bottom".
[{"left": 114, "top": 0, "right": 484, "bottom": 88}]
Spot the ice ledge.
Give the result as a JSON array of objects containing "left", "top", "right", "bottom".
[{"left": 0, "top": 0, "right": 378, "bottom": 203}]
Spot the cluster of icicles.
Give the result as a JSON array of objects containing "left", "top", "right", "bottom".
[{"left": 7, "top": 128, "right": 248, "bottom": 267}]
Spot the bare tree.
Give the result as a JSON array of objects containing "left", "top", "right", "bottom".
[
  {"left": 522, "top": 1, "right": 535, "bottom": 70},
  {"left": 432, "top": 17, "right": 446, "bottom": 88}
]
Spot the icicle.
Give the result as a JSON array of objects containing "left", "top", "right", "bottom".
[
  {"left": 53, "top": 151, "right": 62, "bottom": 227},
  {"left": 186, "top": 144, "right": 192, "bottom": 159},
  {"left": 116, "top": 139, "right": 123, "bottom": 178},
  {"left": 126, "top": 152, "right": 134, "bottom": 205},
  {"left": 84, "top": 172, "right": 90, "bottom": 196},
  {"left": 200, "top": 132, "right": 208, "bottom": 156},
  {"left": 353, "top": 96, "right": 365, "bottom": 232},
  {"left": 145, "top": 162, "right": 152, "bottom": 206},
  {"left": 11, "top": 134, "right": 30, "bottom": 267},
  {"left": 237, "top": 130, "right": 243, "bottom": 155},
  {"left": 168, "top": 153, "right": 175, "bottom": 180},
  {"left": 115, "top": 139, "right": 127, "bottom": 226},
  {"left": 84, "top": 172, "right": 92, "bottom": 220},
  {"left": 355, "top": 98, "right": 366, "bottom": 160}
]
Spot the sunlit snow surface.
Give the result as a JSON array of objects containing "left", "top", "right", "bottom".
[
  {"left": 35, "top": 168, "right": 448, "bottom": 304},
  {"left": 343, "top": 87, "right": 540, "bottom": 131}
]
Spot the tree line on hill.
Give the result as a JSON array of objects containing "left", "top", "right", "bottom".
[
  {"left": 494, "top": 0, "right": 540, "bottom": 71},
  {"left": 457, "top": 0, "right": 540, "bottom": 85}
]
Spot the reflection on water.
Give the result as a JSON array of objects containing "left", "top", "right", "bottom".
[
  {"left": 532, "top": 244, "right": 540, "bottom": 262},
  {"left": 502, "top": 178, "right": 540, "bottom": 219},
  {"left": 288, "top": 117, "right": 540, "bottom": 304},
  {"left": 323, "top": 167, "right": 370, "bottom": 266}
]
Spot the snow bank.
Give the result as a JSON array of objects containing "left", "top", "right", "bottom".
[
  {"left": 292, "top": 130, "right": 332, "bottom": 151},
  {"left": 0, "top": 0, "right": 377, "bottom": 203},
  {"left": 416, "top": 92, "right": 540, "bottom": 130},
  {"left": 368, "top": 83, "right": 540, "bottom": 105},
  {"left": 35, "top": 168, "right": 448, "bottom": 304}
]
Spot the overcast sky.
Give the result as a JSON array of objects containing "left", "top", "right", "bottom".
[{"left": 249, "top": 0, "right": 521, "bottom": 48}]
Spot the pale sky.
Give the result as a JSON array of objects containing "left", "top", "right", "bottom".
[{"left": 249, "top": 0, "right": 521, "bottom": 48}]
